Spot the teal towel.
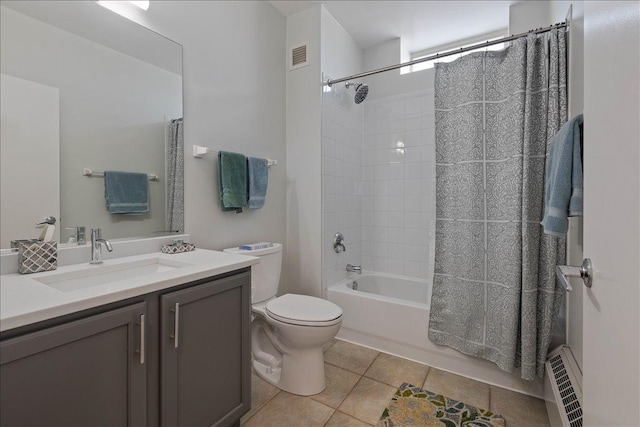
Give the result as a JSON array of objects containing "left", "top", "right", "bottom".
[
  {"left": 218, "top": 151, "right": 247, "bottom": 211},
  {"left": 247, "top": 156, "right": 268, "bottom": 209},
  {"left": 104, "top": 170, "right": 149, "bottom": 214},
  {"left": 541, "top": 114, "right": 583, "bottom": 236}
]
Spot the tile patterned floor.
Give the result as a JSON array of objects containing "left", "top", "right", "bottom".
[{"left": 241, "top": 339, "right": 551, "bottom": 427}]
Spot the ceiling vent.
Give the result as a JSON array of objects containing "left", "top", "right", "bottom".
[{"left": 290, "top": 43, "right": 309, "bottom": 70}]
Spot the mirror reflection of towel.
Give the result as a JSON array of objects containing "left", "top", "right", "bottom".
[
  {"left": 247, "top": 156, "right": 268, "bottom": 209},
  {"left": 104, "top": 170, "right": 149, "bottom": 214}
]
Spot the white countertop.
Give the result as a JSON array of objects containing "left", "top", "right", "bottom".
[{"left": 0, "top": 249, "right": 259, "bottom": 332}]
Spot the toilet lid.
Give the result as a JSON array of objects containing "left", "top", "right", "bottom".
[{"left": 266, "top": 294, "right": 343, "bottom": 326}]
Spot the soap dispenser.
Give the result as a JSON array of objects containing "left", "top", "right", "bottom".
[{"left": 36, "top": 216, "right": 56, "bottom": 242}]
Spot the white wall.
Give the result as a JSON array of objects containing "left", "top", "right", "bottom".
[
  {"left": 509, "top": 1, "right": 552, "bottom": 34},
  {"left": 284, "top": 6, "right": 322, "bottom": 296},
  {"left": 116, "top": 2, "right": 287, "bottom": 261},
  {"left": 358, "top": 41, "right": 436, "bottom": 300},
  {"left": 361, "top": 89, "right": 435, "bottom": 289},
  {"left": 1, "top": 6, "right": 179, "bottom": 241},
  {"left": 0, "top": 74, "right": 60, "bottom": 247},
  {"left": 321, "top": 7, "right": 363, "bottom": 80},
  {"left": 320, "top": 7, "right": 364, "bottom": 291}
]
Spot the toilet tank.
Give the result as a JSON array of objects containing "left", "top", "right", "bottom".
[{"left": 223, "top": 243, "right": 282, "bottom": 303}]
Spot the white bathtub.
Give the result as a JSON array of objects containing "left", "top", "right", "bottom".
[{"left": 327, "top": 272, "right": 544, "bottom": 397}]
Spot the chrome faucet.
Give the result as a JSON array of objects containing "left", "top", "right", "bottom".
[
  {"left": 346, "top": 264, "right": 362, "bottom": 274},
  {"left": 90, "top": 228, "right": 113, "bottom": 264}
]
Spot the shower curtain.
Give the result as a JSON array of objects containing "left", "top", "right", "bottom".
[
  {"left": 428, "top": 29, "right": 567, "bottom": 380},
  {"left": 166, "top": 118, "right": 184, "bottom": 233}
]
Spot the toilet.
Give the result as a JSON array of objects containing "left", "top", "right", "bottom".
[{"left": 223, "top": 243, "right": 343, "bottom": 396}]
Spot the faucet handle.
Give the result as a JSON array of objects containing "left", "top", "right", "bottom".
[
  {"left": 333, "top": 232, "right": 346, "bottom": 253},
  {"left": 65, "top": 226, "right": 86, "bottom": 245},
  {"left": 91, "top": 227, "right": 102, "bottom": 240}
]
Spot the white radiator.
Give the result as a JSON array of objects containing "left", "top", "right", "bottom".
[{"left": 544, "top": 346, "right": 583, "bottom": 427}]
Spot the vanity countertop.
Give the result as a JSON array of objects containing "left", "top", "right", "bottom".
[{"left": 0, "top": 249, "right": 259, "bottom": 333}]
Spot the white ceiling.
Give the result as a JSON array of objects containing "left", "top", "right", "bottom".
[{"left": 269, "top": 1, "right": 516, "bottom": 53}]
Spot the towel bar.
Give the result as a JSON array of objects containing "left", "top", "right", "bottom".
[
  {"left": 83, "top": 168, "right": 159, "bottom": 181},
  {"left": 192, "top": 145, "right": 277, "bottom": 167}
]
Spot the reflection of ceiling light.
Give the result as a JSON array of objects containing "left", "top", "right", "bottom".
[
  {"left": 97, "top": 1, "right": 149, "bottom": 16},
  {"left": 129, "top": 1, "right": 150, "bottom": 10}
]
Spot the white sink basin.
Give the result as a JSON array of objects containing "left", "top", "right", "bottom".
[{"left": 35, "top": 258, "right": 193, "bottom": 292}]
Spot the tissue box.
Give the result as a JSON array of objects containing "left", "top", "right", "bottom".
[
  {"left": 160, "top": 243, "right": 195, "bottom": 254},
  {"left": 18, "top": 241, "right": 57, "bottom": 274}
]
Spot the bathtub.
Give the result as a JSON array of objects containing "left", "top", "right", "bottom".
[{"left": 327, "top": 271, "right": 544, "bottom": 397}]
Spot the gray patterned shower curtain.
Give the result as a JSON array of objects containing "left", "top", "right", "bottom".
[
  {"left": 166, "top": 118, "right": 184, "bottom": 233},
  {"left": 428, "top": 29, "right": 567, "bottom": 380}
]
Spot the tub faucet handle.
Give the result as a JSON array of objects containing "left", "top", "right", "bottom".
[{"left": 333, "top": 232, "right": 346, "bottom": 253}]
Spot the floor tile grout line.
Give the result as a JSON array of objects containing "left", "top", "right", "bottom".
[
  {"left": 362, "top": 350, "right": 382, "bottom": 375},
  {"left": 241, "top": 389, "right": 282, "bottom": 425},
  {"left": 311, "top": 367, "right": 363, "bottom": 410},
  {"left": 336, "top": 374, "right": 391, "bottom": 426},
  {"left": 322, "top": 408, "right": 337, "bottom": 427}
]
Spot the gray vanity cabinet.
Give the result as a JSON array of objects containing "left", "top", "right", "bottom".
[
  {"left": 160, "top": 273, "right": 251, "bottom": 427},
  {"left": 0, "top": 268, "right": 251, "bottom": 427},
  {"left": 0, "top": 302, "right": 147, "bottom": 427}
]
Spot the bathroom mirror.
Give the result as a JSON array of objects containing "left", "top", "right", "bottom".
[{"left": 0, "top": 1, "right": 183, "bottom": 249}]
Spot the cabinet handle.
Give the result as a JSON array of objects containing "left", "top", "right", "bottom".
[
  {"left": 139, "top": 314, "right": 146, "bottom": 364},
  {"left": 173, "top": 303, "right": 180, "bottom": 349}
]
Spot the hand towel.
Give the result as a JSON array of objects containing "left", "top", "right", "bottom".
[
  {"left": 218, "top": 151, "right": 247, "bottom": 211},
  {"left": 104, "top": 170, "right": 149, "bottom": 214},
  {"left": 247, "top": 156, "right": 268, "bottom": 209},
  {"left": 541, "top": 114, "right": 583, "bottom": 236}
]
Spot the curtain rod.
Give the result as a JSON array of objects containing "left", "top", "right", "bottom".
[{"left": 326, "top": 21, "right": 567, "bottom": 87}]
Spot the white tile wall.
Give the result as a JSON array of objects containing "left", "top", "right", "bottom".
[
  {"left": 362, "top": 89, "right": 435, "bottom": 280},
  {"left": 321, "top": 82, "right": 363, "bottom": 289},
  {"left": 322, "top": 86, "right": 435, "bottom": 290}
]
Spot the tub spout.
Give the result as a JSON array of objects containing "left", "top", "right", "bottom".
[{"left": 346, "top": 264, "right": 361, "bottom": 274}]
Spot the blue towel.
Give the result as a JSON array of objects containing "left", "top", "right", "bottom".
[
  {"left": 247, "top": 156, "right": 268, "bottom": 209},
  {"left": 541, "top": 114, "right": 583, "bottom": 236},
  {"left": 104, "top": 170, "right": 149, "bottom": 214},
  {"left": 218, "top": 151, "right": 247, "bottom": 211}
]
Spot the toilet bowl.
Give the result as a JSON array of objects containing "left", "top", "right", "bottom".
[
  {"left": 223, "top": 244, "right": 343, "bottom": 396},
  {"left": 252, "top": 294, "right": 342, "bottom": 395}
]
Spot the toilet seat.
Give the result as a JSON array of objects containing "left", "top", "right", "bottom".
[{"left": 265, "top": 294, "right": 343, "bottom": 327}]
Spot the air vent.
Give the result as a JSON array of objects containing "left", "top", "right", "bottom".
[
  {"left": 545, "top": 347, "right": 583, "bottom": 427},
  {"left": 290, "top": 43, "right": 309, "bottom": 70}
]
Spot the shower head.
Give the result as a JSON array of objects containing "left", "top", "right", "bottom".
[{"left": 345, "top": 82, "right": 369, "bottom": 104}]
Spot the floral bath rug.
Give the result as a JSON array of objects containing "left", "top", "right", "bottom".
[{"left": 377, "top": 383, "right": 506, "bottom": 427}]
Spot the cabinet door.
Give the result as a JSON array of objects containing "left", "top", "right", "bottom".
[
  {"left": 0, "top": 302, "right": 147, "bottom": 427},
  {"left": 161, "top": 272, "right": 251, "bottom": 427}
]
